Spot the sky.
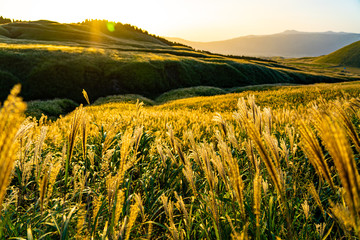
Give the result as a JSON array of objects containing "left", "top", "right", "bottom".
[{"left": 0, "top": 0, "right": 360, "bottom": 41}]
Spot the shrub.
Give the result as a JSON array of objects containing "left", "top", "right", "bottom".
[
  {"left": 156, "top": 86, "right": 227, "bottom": 103},
  {"left": 26, "top": 98, "right": 78, "bottom": 120}
]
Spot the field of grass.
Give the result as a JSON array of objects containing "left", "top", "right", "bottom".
[
  {"left": 1, "top": 81, "right": 360, "bottom": 239},
  {"left": 278, "top": 57, "right": 360, "bottom": 80},
  {"left": 0, "top": 41, "right": 346, "bottom": 104},
  {"left": 156, "top": 81, "right": 360, "bottom": 112},
  {"left": 0, "top": 20, "right": 355, "bottom": 104},
  {"left": 155, "top": 86, "right": 227, "bottom": 103},
  {"left": 316, "top": 40, "right": 360, "bottom": 68}
]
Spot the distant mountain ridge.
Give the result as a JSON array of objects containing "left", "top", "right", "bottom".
[{"left": 167, "top": 30, "right": 360, "bottom": 58}]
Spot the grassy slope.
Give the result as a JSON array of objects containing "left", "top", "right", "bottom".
[
  {"left": 3, "top": 81, "right": 359, "bottom": 239},
  {"left": 0, "top": 20, "right": 169, "bottom": 47},
  {"left": 155, "top": 86, "right": 227, "bottom": 103},
  {"left": 154, "top": 80, "right": 360, "bottom": 112},
  {"left": 28, "top": 81, "right": 360, "bottom": 120},
  {"left": 316, "top": 40, "right": 360, "bottom": 67},
  {"left": 0, "top": 20, "right": 354, "bottom": 103},
  {"left": 90, "top": 81, "right": 360, "bottom": 112}
]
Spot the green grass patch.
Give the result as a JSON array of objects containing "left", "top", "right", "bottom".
[
  {"left": 229, "top": 83, "right": 298, "bottom": 93},
  {"left": 316, "top": 40, "right": 360, "bottom": 67},
  {"left": 156, "top": 86, "right": 227, "bottom": 103},
  {"left": 26, "top": 98, "right": 78, "bottom": 120},
  {"left": 93, "top": 94, "right": 155, "bottom": 106}
]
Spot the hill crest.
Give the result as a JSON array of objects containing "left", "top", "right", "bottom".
[
  {"left": 0, "top": 19, "right": 186, "bottom": 48},
  {"left": 316, "top": 40, "right": 360, "bottom": 67}
]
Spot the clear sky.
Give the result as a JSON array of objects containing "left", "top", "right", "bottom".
[{"left": 1, "top": 0, "right": 359, "bottom": 41}]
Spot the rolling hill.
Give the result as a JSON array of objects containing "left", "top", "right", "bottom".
[
  {"left": 0, "top": 20, "right": 354, "bottom": 103},
  {"left": 315, "top": 40, "right": 360, "bottom": 67},
  {"left": 0, "top": 19, "right": 177, "bottom": 48},
  {"left": 167, "top": 30, "right": 360, "bottom": 58}
]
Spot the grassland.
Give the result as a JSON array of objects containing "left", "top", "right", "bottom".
[
  {"left": 1, "top": 19, "right": 360, "bottom": 239},
  {"left": 277, "top": 57, "right": 360, "bottom": 79},
  {"left": 316, "top": 40, "right": 360, "bottom": 68},
  {"left": 0, "top": 20, "right": 356, "bottom": 104},
  {"left": 275, "top": 40, "right": 360, "bottom": 81},
  {"left": 155, "top": 81, "right": 360, "bottom": 112},
  {"left": 1, "top": 81, "right": 360, "bottom": 239}
]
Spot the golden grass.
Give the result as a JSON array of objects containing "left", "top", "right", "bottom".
[
  {"left": 0, "top": 85, "right": 26, "bottom": 212},
  {"left": 1, "top": 81, "right": 360, "bottom": 238},
  {"left": 298, "top": 120, "right": 335, "bottom": 189}
]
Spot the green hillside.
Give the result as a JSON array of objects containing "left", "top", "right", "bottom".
[
  {"left": 0, "top": 19, "right": 178, "bottom": 47},
  {"left": 316, "top": 40, "right": 360, "bottom": 67},
  {"left": 0, "top": 20, "right": 354, "bottom": 103}
]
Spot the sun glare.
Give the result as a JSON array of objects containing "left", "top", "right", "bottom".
[{"left": 106, "top": 22, "right": 115, "bottom": 32}]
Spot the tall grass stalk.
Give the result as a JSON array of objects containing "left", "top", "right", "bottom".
[
  {"left": 65, "top": 105, "right": 85, "bottom": 197},
  {"left": 254, "top": 171, "right": 262, "bottom": 240},
  {"left": 0, "top": 85, "right": 26, "bottom": 213},
  {"left": 314, "top": 111, "right": 360, "bottom": 234},
  {"left": 235, "top": 98, "right": 293, "bottom": 238},
  {"left": 298, "top": 120, "right": 335, "bottom": 190}
]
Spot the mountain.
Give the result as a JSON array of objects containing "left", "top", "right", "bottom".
[
  {"left": 0, "top": 20, "right": 352, "bottom": 102},
  {"left": 167, "top": 31, "right": 360, "bottom": 58},
  {"left": 315, "top": 40, "right": 360, "bottom": 67}
]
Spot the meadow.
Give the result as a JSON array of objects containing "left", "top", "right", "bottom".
[
  {"left": 0, "top": 41, "right": 343, "bottom": 104},
  {"left": 1, "top": 20, "right": 356, "bottom": 104},
  {"left": 1, "top": 81, "right": 360, "bottom": 239}
]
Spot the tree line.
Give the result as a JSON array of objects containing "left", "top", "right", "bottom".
[
  {"left": 0, "top": 16, "right": 23, "bottom": 24},
  {"left": 79, "top": 19, "right": 188, "bottom": 47}
]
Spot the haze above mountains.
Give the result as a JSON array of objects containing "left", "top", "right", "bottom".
[{"left": 167, "top": 30, "right": 360, "bottom": 58}]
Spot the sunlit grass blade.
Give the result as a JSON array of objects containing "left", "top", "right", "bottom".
[
  {"left": 298, "top": 120, "right": 335, "bottom": 190},
  {"left": 313, "top": 111, "right": 360, "bottom": 219},
  {"left": 0, "top": 85, "right": 26, "bottom": 213},
  {"left": 65, "top": 105, "right": 85, "bottom": 195}
]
